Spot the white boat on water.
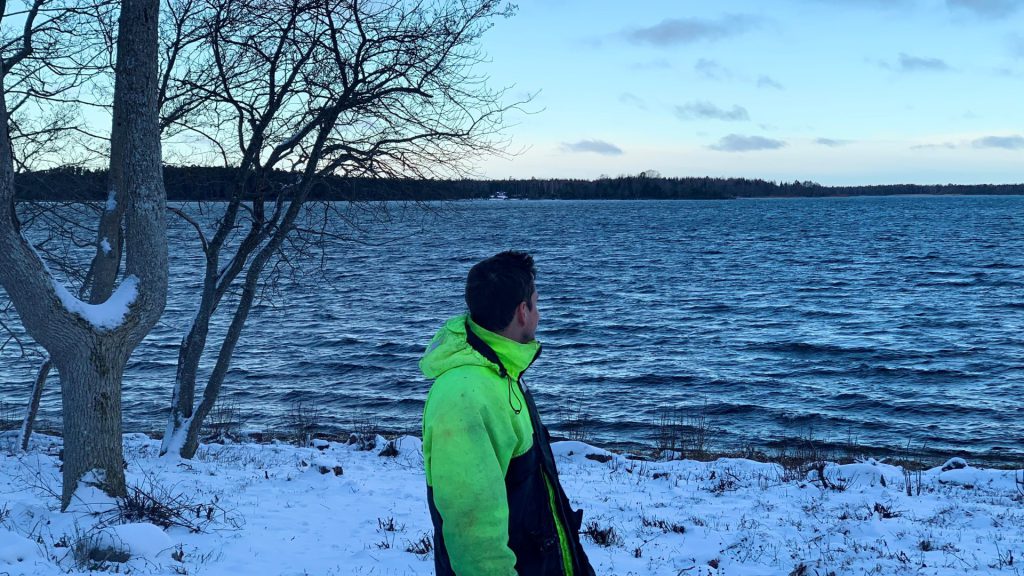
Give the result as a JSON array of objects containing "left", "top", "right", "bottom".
[{"left": 489, "top": 191, "right": 508, "bottom": 200}]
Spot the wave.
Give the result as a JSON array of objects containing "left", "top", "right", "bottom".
[
  {"left": 851, "top": 364, "right": 978, "bottom": 380},
  {"left": 744, "top": 341, "right": 880, "bottom": 358}
]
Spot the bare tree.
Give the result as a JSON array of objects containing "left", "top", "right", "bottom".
[
  {"left": 0, "top": 0, "right": 116, "bottom": 451},
  {"left": 157, "top": 0, "right": 520, "bottom": 458},
  {"left": 0, "top": 0, "right": 166, "bottom": 510}
]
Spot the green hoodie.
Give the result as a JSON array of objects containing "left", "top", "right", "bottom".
[{"left": 421, "top": 314, "right": 577, "bottom": 576}]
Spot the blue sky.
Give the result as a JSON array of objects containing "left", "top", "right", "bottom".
[{"left": 474, "top": 0, "right": 1024, "bottom": 185}]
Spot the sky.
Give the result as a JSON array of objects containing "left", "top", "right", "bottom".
[{"left": 472, "top": 0, "right": 1024, "bottom": 185}]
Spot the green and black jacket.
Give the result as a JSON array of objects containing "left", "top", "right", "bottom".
[{"left": 421, "top": 315, "right": 595, "bottom": 576}]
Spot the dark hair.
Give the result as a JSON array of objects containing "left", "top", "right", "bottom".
[{"left": 465, "top": 251, "right": 536, "bottom": 332}]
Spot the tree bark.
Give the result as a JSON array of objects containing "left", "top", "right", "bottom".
[
  {"left": 54, "top": 347, "right": 128, "bottom": 506},
  {"left": 18, "top": 357, "right": 50, "bottom": 452}
]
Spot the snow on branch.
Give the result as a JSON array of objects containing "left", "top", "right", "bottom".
[{"left": 52, "top": 275, "right": 139, "bottom": 331}]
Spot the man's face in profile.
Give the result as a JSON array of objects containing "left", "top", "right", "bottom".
[{"left": 523, "top": 289, "right": 539, "bottom": 342}]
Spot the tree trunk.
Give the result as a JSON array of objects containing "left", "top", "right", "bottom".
[
  {"left": 54, "top": 347, "right": 128, "bottom": 506},
  {"left": 18, "top": 357, "right": 50, "bottom": 452},
  {"left": 161, "top": 198, "right": 246, "bottom": 456},
  {"left": 177, "top": 198, "right": 308, "bottom": 459},
  {"left": 0, "top": 0, "right": 165, "bottom": 511},
  {"left": 170, "top": 126, "right": 330, "bottom": 460},
  {"left": 177, "top": 230, "right": 284, "bottom": 458},
  {"left": 177, "top": 267, "right": 264, "bottom": 458}
]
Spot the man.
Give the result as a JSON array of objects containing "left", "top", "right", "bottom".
[{"left": 420, "top": 251, "right": 595, "bottom": 576}]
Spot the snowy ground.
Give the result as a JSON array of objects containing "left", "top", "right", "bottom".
[{"left": 1, "top": 432, "right": 1022, "bottom": 575}]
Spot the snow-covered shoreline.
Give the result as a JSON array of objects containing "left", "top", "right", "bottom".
[{"left": 2, "top": 432, "right": 1022, "bottom": 575}]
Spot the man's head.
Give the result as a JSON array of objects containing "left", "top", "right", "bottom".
[{"left": 465, "top": 251, "right": 539, "bottom": 343}]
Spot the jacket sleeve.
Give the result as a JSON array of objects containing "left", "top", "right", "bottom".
[{"left": 427, "top": 385, "right": 519, "bottom": 576}]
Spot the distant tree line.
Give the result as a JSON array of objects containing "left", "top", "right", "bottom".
[{"left": 14, "top": 166, "right": 1024, "bottom": 202}]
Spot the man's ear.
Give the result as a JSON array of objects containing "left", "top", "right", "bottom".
[{"left": 516, "top": 301, "right": 528, "bottom": 326}]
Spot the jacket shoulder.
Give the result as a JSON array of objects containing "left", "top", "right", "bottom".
[{"left": 427, "top": 365, "right": 504, "bottom": 403}]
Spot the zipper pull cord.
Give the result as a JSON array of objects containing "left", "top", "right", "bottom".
[{"left": 507, "top": 374, "right": 523, "bottom": 415}]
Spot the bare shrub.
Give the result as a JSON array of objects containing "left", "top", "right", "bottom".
[
  {"left": 655, "top": 408, "right": 682, "bottom": 456},
  {"left": 991, "top": 543, "right": 1015, "bottom": 570},
  {"left": 92, "top": 475, "right": 239, "bottom": 534},
  {"left": 872, "top": 502, "right": 900, "bottom": 519},
  {"left": 640, "top": 515, "right": 685, "bottom": 534},
  {"left": 904, "top": 467, "right": 923, "bottom": 497},
  {"left": 202, "top": 400, "right": 245, "bottom": 443},
  {"left": 378, "top": 516, "right": 403, "bottom": 533},
  {"left": 655, "top": 401, "right": 713, "bottom": 460},
  {"left": 65, "top": 523, "right": 129, "bottom": 572},
  {"left": 788, "top": 563, "right": 808, "bottom": 576},
  {"left": 708, "top": 469, "right": 741, "bottom": 494},
  {"left": 773, "top": 430, "right": 847, "bottom": 489},
  {"left": 376, "top": 516, "right": 404, "bottom": 550},
  {"left": 583, "top": 520, "right": 622, "bottom": 547},
  {"left": 558, "top": 399, "right": 592, "bottom": 442},
  {"left": 286, "top": 401, "right": 322, "bottom": 447},
  {"left": 0, "top": 400, "right": 19, "bottom": 432},
  {"left": 405, "top": 533, "right": 433, "bottom": 555},
  {"left": 348, "top": 417, "right": 381, "bottom": 451}
]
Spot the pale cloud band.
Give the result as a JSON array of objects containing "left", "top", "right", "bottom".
[
  {"left": 561, "top": 140, "right": 625, "bottom": 156},
  {"left": 895, "top": 53, "right": 952, "bottom": 73},
  {"left": 710, "top": 134, "right": 787, "bottom": 152},
  {"left": 757, "top": 75, "right": 784, "bottom": 90},
  {"left": 676, "top": 101, "right": 750, "bottom": 122},
  {"left": 816, "top": 138, "right": 853, "bottom": 147},
  {"left": 972, "top": 135, "right": 1024, "bottom": 149},
  {"left": 947, "top": 0, "right": 1023, "bottom": 18},
  {"left": 624, "top": 14, "right": 762, "bottom": 47}
]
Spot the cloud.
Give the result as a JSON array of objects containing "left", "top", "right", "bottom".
[
  {"left": 805, "top": 0, "right": 914, "bottom": 6},
  {"left": 972, "top": 135, "right": 1024, "bottom": 149},
  {"left": 1011, "top": 34, "right": 1024, "bottom": 59},
  {"left": 947, "top": 0, "right": 1023, "bottom": 17},
  {"left": 709, "top": 134, "right": 786, "bottom": 152},
  {"left": 676, "top": 101, "right": 750, "bottom": 122},
  {"left": 910, "top": 142, "right": 958, "bottom": 150},
  {"left": 624, "top": 15, "right": 762, "bottom": 47},
  {"left": 619, "top": 93, "right": 647, "bottom": 109},
  {"left": 895, "top": 53, "right": 952, "bottom": 72},
  {"left": 695, "top": 58, "right": 732, "bottom": 80},
  {"left": 630, "top": 59, "right": 672, "bottom": 71},
  {"left": 561, "top": 140, "right": 624, "bottom": 156},
  {"left": 757, "top": 75, "right": 784, "bottom": 89},
  {"left": 816, "top": 138, "right": 852, "bottom": 147}
]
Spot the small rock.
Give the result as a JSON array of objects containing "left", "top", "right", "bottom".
[
  {"left": 941, "top": 457, "right": 968, "bottom": 472},
  {"left": 379, "top": 441, "right": 399, "bottom": 458},
  {"left": 585, "top": 453, "right": 613, "bottom": 464},
  {"left": 348, "top": 433, "right": 378, "bottom": 451}
]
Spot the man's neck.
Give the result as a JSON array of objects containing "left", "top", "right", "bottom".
[{"left": 498, "top": 326, "right": 528, "bottom": 344}]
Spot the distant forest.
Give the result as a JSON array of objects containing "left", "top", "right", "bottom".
[{"left": 14, "top": 166, "right": 1024, "bottom": 202}]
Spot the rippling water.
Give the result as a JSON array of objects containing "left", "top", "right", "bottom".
[{"left": 3, "top": 196, "right": 1023, "bottom": 463}]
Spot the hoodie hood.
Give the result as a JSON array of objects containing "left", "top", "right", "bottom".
[{"left": 420, "top": 314, "right": 541, "bottom": 381}]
